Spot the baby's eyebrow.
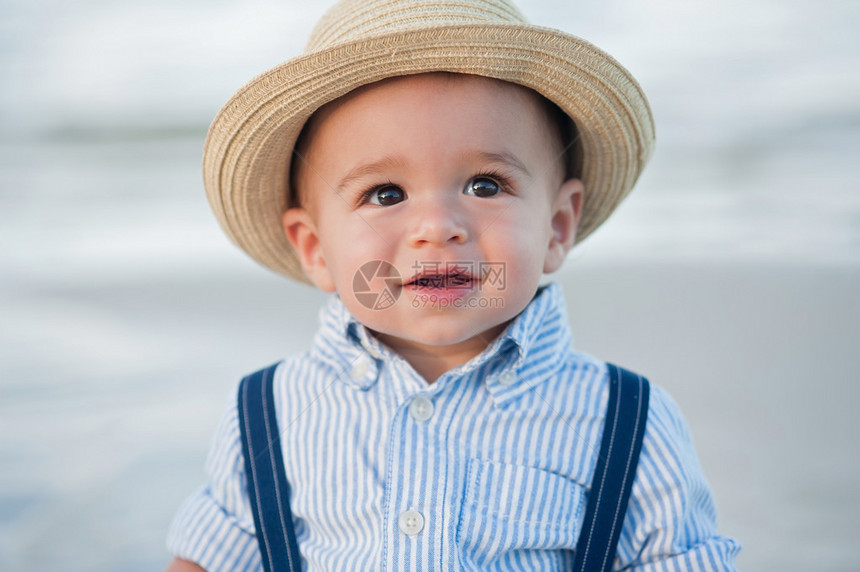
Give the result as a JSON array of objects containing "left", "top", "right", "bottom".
[
  {"left": 336, "top": 155, "right": 406, "bottom": 193},
  {"left": 467, "top": 150, "right": 532, "bottom": 178}
]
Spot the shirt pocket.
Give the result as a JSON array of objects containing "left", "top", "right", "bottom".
[{"left": 456, "top": 459, "right": 585, "bottom": 567}]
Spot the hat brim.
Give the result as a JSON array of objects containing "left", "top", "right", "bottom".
[{"left": 203, "top": 23, "right": 655, "bottom": 283}]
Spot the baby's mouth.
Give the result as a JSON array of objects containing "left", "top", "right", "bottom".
[{"left": 406, "top": 269, "right": 477, "bottom": 289}]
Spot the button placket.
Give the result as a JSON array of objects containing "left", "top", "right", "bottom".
[{"left": 384, "top": 385, "right": 448, "bottom": 562}]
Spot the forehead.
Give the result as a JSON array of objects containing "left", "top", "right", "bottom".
[{"left": 292, "top": 72, "right": 565, "bottom": 207}]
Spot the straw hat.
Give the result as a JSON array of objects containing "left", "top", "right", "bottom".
[{"left": 203, "top": 0, "right": 655, "bottom": 282}]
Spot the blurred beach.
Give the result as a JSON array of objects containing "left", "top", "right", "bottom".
[{"left": 1, "top": 0, "right": 859, "bottom": 570}]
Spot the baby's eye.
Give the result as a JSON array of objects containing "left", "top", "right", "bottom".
[
  {"left": 366, "top": 184, "right": 406, "bottom": 206},
  {"left": 463, "top": 177, "right": 500, "bottom": 198}
]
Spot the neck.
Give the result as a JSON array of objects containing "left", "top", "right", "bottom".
[{"left": 374, "top": 325, "right": 507, "bottom": 383}]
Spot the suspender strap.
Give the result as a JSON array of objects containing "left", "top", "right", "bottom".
[
  {"left": 574, "top": 363, "right": 650, "bottom": 572},
  {"left": 237, "top": 363, "right": 302, "bottom": 572}
]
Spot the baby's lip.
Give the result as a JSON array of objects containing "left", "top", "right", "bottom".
[{"left": 405, "top": 267, "right": 477, "bottom": 289}]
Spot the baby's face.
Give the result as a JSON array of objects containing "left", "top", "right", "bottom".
[{"left": 285, "top": 73, "right": 582, "bottom": 361}]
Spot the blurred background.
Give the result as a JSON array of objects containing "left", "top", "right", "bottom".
[{"left": 1, "top": 0, "right": 858, "bottom": 570}]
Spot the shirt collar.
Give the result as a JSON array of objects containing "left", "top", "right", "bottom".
[
  {"left": 311, "top": 283, "right": 575, "bottom": 401},
  {"left": 310, "top": 294, "right": 385, "bottom": 390},
  {"left": 480, "top": 282, "right": 575, "bottom": 406}
]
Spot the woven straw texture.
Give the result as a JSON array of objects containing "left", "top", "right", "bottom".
[{"left": 203, "top": 0, "right": 655, "bottom": 282}]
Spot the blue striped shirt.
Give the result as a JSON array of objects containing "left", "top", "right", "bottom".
[{"left": 167, "top": 283, "right": 740, "bottom": 570}]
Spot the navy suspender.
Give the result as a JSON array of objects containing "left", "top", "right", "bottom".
[
  {"left": 237, "top": 363, "right": 302, "bottom": 572},
  {"left": 573, "top": 364, "right": 650, "bottom": 572},
  {"left": 238, "top": 362, "right": 650, "bottom": 572}
]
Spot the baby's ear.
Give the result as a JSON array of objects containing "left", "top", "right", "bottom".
[
  {"left": 282, "top": 208, "right": 336, "bottom": 291},
  {"left": 543, "top": 178, "right": 584, "bottom": 274}
]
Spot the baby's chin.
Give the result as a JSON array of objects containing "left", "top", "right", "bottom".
[{"left": 370, "top": 318, "right": 512, "bottom": 354}]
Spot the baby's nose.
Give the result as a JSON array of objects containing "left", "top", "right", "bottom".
[{"left": 407, "top": 198, "right": 468, "bottom": 248}]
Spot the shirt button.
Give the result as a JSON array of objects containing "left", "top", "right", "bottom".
[
  {"left": 499, "top": 371, "right": 516, "bottom": 386},
  {"left": 409, "top": 397, "right": 434, "bottom": 422},
  {"left": 350, "top": 358, "right": 370, "bottom": 380},
  {"left": 398, "top": 509, "right": 425, "bottom": 536}
]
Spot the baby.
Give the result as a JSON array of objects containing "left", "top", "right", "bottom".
[{"left": 166, "top": 0, "right": 740, "bottom": 570}]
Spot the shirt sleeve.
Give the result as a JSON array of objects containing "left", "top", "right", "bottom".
[
  {"left": 166, "top": 391, "right": 262, "bottom": 571},
  {"left": 615, "top": 385, "right": 741, "bottom": 570}
]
